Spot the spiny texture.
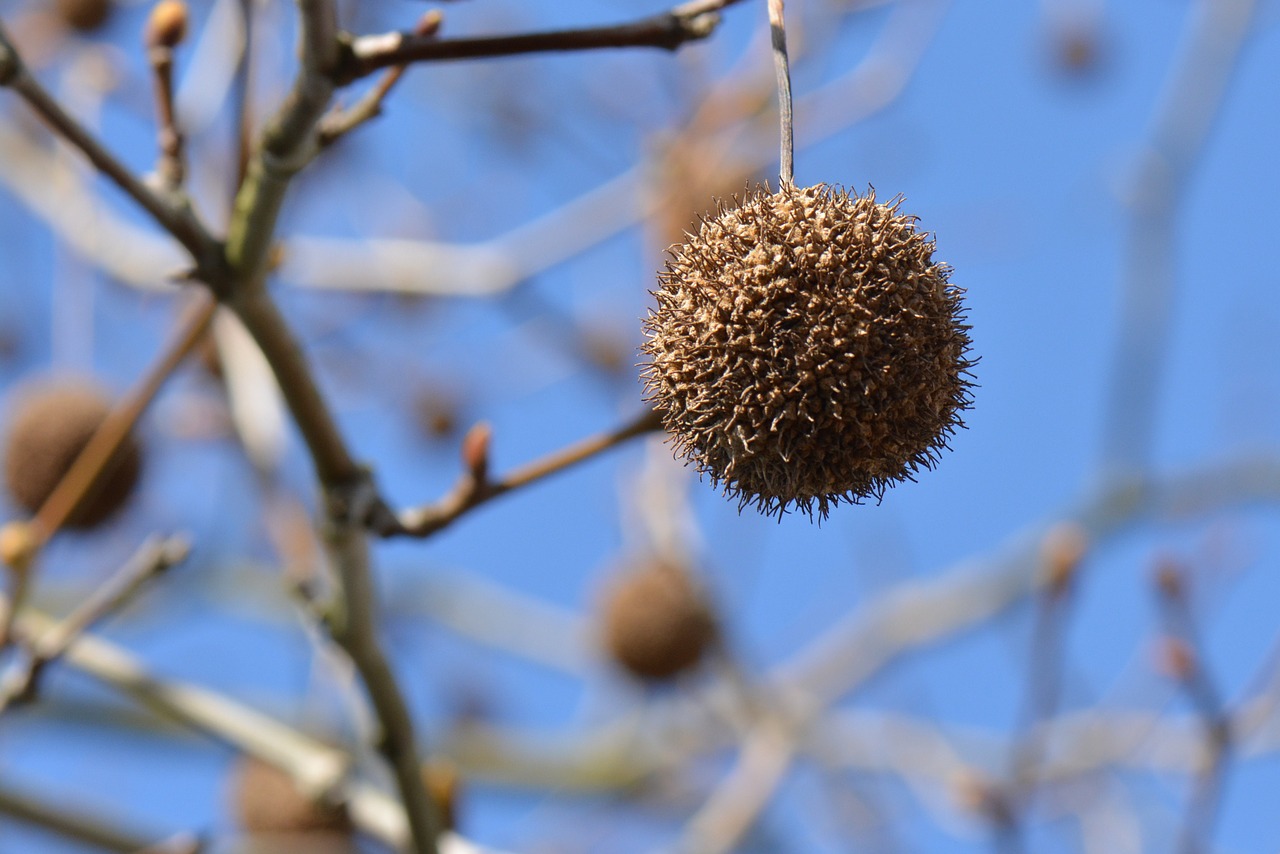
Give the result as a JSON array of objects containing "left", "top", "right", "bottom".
[
  {"left": 3, "top": 380, "right": 142, "bottom": 529},
  {"left": 601, "top": 561, "right": 716, "bottom": 681},
  {"left": 642, "top": 183, "right": 974, "bottom": 519}
]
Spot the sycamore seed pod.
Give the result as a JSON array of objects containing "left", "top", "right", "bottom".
[
  {"left": 600, "top": 561, "right": 717, "bottom": 681},
  {"left": 2, "top": 380, "right": 143, "bottom": 529},
  {"left": 642, "top": 183, "right": 974, "bottom": 519},
  {"left": 232, "top": 756, "right": 353, "bottom": 837},
  {"left": 55, "top": 0, "right": 114, "bottom": 32}
]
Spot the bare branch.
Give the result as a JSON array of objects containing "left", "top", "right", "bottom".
[
  {"left": 395, "top": 410, "right": 663, "bottom": 538},
  {"left": 0, "top": 19, "right": 223, "bottom": 281},
  {"left": 338, "top": 0, "right": 747, "bottom": 83}
]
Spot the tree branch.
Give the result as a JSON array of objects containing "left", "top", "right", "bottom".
[
  {"left": 395, "top": 410, "right": 663, "bottom": 538},
  {"left": 0, "top": 20, "right": 223, "bottom": 283},
  {"left": 337, "top": 0, "right": 746, "bottom": 83}
]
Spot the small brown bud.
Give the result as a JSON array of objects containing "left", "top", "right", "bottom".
[
  {"left": 600, "top": 560, "right": 717, "bottom": 681},
  {"left": 145, "top": 0, "right": 188, "bottom": 49},
  {"left": 0, "top": 521, "right": 38, "bottom": 575},
  {"left": 461, "top": 423, "right": 491, "bottom": 482},
  {"left": 1154, "top": 557, "right": 1185, "bottom": 601},
  {"left": 1154, "top": 636, "right": 1196, "bottom": 681},
  {"left": 1041, "top": 522, "right": 1088, "bottom": 595},
  {"left": 422, "top": 761, "right": 461, "bottom": 831}
]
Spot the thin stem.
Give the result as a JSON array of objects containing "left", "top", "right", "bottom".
[
  {"left": 318, "top": 10, "right": 443, "bottom": 147},
  {"left": 225, "top": 0, "right": 339, "bottom": 280},
  {"left": 149, "top": 46, "right": 186, "bottom": 190},
  {"left": 226, "top": 286, "right": 363, "bottom": 489},
  {"left": 1156, "top": 564, "right": 1232, "bottom": 854},
  {"left": 30, "top": 295, "right": 216, "bottom": 547},
  {"left": 338, "top": 0, "right": 747, "bottom": 83},
  {"left": 0, "top": 535, "right": 190, "bottom": 710},
  {"left": 396, "top": 410, "right": 663, "bottom": 538},
  {"left": 323, "top": 487, "right": 440, "bottom": 854},
  {"left": 767, "top": 0, "right": 795, "bottom": 184},
  {"left": 0, "top": 777, "right": 186, "bottom": 853},
  {"left": 0, "top": 20, "right": 221, "bottom": 280}
]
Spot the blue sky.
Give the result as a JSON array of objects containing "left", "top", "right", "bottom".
[{"left": 2, "top": 0, "right": 1280, "bottom": 851}]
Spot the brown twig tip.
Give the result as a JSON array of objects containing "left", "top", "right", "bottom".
[
  {"left": 1154, "top": 635, "right": 1197, "bottom": 682},
  {"left": 1040, "top": 522, "right": 1088, "bottom": 595},
  {"left": 145, "top": 0, "right": 189, "bottom": 50},
  {"left": 1153, "top": 556, "right": 1186, "bottom": 601},
  {"left": 0, "top": 521, "right": 37, "bottom": 576},
  {"left": 461, "top": 423, "right": 492, "bottom": 483}
]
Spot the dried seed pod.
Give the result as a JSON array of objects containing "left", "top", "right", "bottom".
[
  {"left": 55, "top": 0, "right": 114, "bottom": 32},
  {"left": 231, "top": 756, "right": 353, "bottom": 837},
  {"left": 3, "top": 380, "right": 142, "bottom": 529},
  {"left": 601, "top": 561, "right": 716, "bottom": 681},
  {"left": 642, "top": 183, "right": 974, "bottom": 518}
]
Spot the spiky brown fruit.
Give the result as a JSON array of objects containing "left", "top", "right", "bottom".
[
  {"left": 642, "top": 183, "right": 973, "bottom": 518},
  {"left": 3, "top": 380, "right": 142, "bottom": 529},
  {"left": 55, "top": 0, "right": 114, "bottom": 32},
  {"left": 231, "top": 756, "right": 353, "bottom": 837},
  {"left": 600, "top": 561, "right": 717, "bottom": 681}
]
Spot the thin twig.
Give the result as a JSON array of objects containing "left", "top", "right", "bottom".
[
  {"left": 0, "top": 776, "right": 192, "bottom": 854},
  {"left": 318, "top": 10, "right": 443, "bottom": 147},
  {"left": 396, "top": 410, "right": 664, "bottom": 538},
  {"left": 147, "top": 35, "right": 187, "bottom": 189},
  {"left": 766, "top": 0, "right": 794, "bottom": 184},
  {"left": 0, "top": 20, "right": 222, "bottom": 281},
  {"left": 1100, "top": 0, "right": 1257, "bottom": 473},
  {"left": 679, "top": 715, "right": 796, "bottom": 854},
  {"left": 29, "top": 295, "right": 216, "bottom": 548},
  {"left": 1154, "top": 562, "right": 1232, "bottom": 854},
  {"left": 0, "top": 535, "right": 191, "bottom": 710},
  {"left": 225, "top": 0, "right": 340, "bottom": 282},
  {"left": 225, "top": 286, "right": 364, "bottom": 491},
  {"left": 322, "top": 484, "right": 441, "bottom": 854},
  {"left": 337, "top": 0, "right": 748, "bottom": 83}
]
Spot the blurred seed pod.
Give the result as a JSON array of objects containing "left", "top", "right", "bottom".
[
  {"left": 600, "top": 560, "right": 717, "bottom": 681},
  {"left": 55, "top": 0, "right": 114, "bottom": 33},
  {"left": 231, "top": 755, "right": 353, "bottom": 839},
  {"left": 2, "top": 378, "right": 142, "bottom": 529}
]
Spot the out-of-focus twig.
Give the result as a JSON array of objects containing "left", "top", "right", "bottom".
[
  {"left": 30, "top": 294, "right": 216, "bottom": 549},
  {"left": 395, "top": 410, "right": 663, "bottom": 538},
  {"left": 678, "top": 714, "right": 796, "bottom": 854},
  {"left": 0, "top": 535, "right": 190, "bottom": 710},
  {"left": 145, "top": 1, "right": 191, "bottom": 191},
  {"left": 1101, "top": 0, "right": 1258, "bottom": 473},
  {"left": 322, "top": 483, "right": 442, "bottom": 854},
  {"left": 338, "top": 0, "right": 748, "bottom": 82},
  {"left": 0, "top": 776, "right": 197, "bottom": 854},
  {"left": 1153, "top": 561, "right": 1232, "bottom": 854},
  {"left": 1003, "top": 525, "right": 1088, "bottom": 823}
]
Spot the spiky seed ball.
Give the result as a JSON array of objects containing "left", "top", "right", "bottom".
[
  {"left": 231, "top": 756, "right": 353, "bottom": 837},
  {"left": 3, "top": 380, "right": 142, "bottom": 529},
  {"left": 600, "top": 561, "right": 717, "bottom": 681},
  {"left": 55, "top": 0, "right": 114, "bottom": 32},
  {"left": 642, "top": 183, "right": 974, "bottom": 518}
]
